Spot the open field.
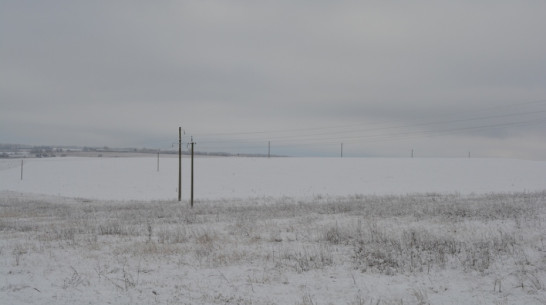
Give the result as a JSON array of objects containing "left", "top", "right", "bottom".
[
  {"left": 2, "top": 157, "right": 546, "bottom": 201},
  {"left": 1, "top": 157, "right": 545, "bottom": 304}
]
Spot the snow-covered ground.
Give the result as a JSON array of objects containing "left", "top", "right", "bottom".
[
  {"left": 1, "top": 157, "right": 545, "bottom": 304},
  {"left": 1, "top": 156, "right": 546, "bottom": 201}
]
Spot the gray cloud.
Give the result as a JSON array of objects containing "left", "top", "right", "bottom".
[{"left": 1, "top": 1, "right": 546, "bottom": 158}]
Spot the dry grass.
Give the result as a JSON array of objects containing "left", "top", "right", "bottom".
[{"left": 1, "top": 191, "right": 545, "bottom": 304}]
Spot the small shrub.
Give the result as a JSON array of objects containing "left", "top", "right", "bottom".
[
  {"left": 157, "top": 226, "right": 188, "bottom": 244},
  {"left": 98, "top": 222, "right": 125, "bottom": 235},
  {"left": 63, "top": 266, "right": 89, "bottom": 289},
  {"left": 283, "top": 245, "right": 333, "bottom": 273},
  {"left": 325, "top": 225, "right": 342, "bottom": 244},
  {"left": 12, "top": 243, "right": 27, "bottom": 266}
]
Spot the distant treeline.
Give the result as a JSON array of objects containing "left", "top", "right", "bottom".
[{"left": 0, "top": 144, "right": 281, "bottom": 158}]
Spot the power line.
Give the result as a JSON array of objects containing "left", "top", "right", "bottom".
[
  {"left": 149, "top": 99, "right": 546, "bottom": 155},
  {"left": 193, "top": 99, "right": 546, "bottom": 139},
  {"left": 193, "top": 115, "right": 546, "bottom": 153},
  {"left": 196, "top": 111, "right": 546, "bottom": 145}
]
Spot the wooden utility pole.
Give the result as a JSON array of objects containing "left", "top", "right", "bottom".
[
  {"left": 190, "top": 137, "right": 195, "bottom": 208},
  {"left": 178, "top": 127, "right": 182, "bottom": 202},
  {"left": 157, "top": 150, "right": 160, "bottom": 172},
  {"left": 268, "top": 141, "right": 270, "bottom": 158},
  {"left": 341, "top": 143, "right": 343, "bottom": 158},
  {"left": 21, "top": 160, "right": 23, "bottom": 180}
]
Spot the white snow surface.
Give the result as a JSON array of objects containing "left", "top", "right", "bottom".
[
  {"left": 1, "top": 157, "right": 546, "bottom": 201},
  {"left": 1, "top": 157, "right": 545, "bottom": 305}
]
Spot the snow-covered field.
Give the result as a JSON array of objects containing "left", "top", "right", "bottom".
[
  {"left": 2, "top": 156, "right": 546, "bottom": 201},
  {"left": 1, "top": 157, "right": 545, "bottom": 304}
]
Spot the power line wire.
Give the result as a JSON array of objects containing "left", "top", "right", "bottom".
[{"left": 193, "top": 98, "right": 546, "bottom": 139}]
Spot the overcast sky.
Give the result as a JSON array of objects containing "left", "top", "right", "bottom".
[{"left": 2, "top": 1, "right": 546, "bottom": 158}]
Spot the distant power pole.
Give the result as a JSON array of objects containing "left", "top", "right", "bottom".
[
  {"left": 178, "top": 127, "right": 182, "bottom": 202},
  {"left": 411, "top": 149, "right": 414, "bottom": 158},
  {"left": 268, "top": 141, "right": 270, "bottom": 158},
  {"left": 21, "top": 160, "right": 23, "bottom": 180},
  {"left": 190, "top": 137, "right": 196, "bottom": 208},
  {"left": 341, "top": 143, "right": 343, "bottom": 158},
  {"left": 157, "top": 150, "right": 160, "bottom": 172}
]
